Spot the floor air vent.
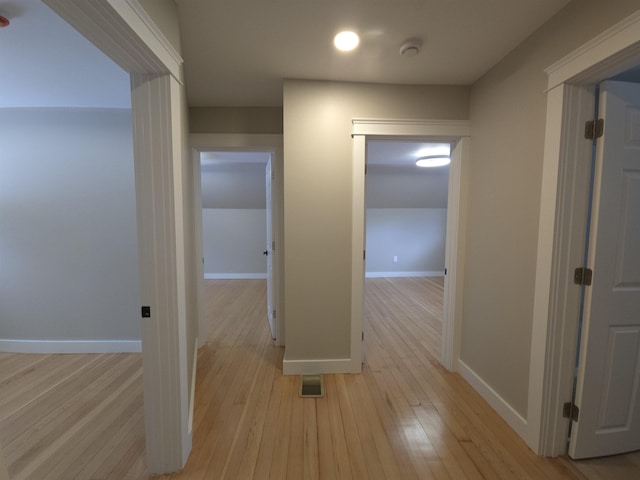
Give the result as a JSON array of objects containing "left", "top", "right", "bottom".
[{"left": 300, "top": 375, "right": 324, "bottom": 397}]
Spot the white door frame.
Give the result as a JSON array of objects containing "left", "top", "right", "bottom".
[
  {"left": 351, "top": 119, "right": 471, "bottom": 372},
  {"left": 529, "top": 10, "right": 640, "bottom": 456},
  {"left": 190, "top": 133, "right": 285, "bottom": 346},
  {"left": 44, "top": 0, "right": 192, "bottom": 474}
]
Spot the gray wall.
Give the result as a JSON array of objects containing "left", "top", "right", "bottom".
[
  {"left": 0, "top": 108, "right": 140, "bottom": 341},
  {"left": 201, "top": 163, "right": 266, "bottom": 209},
  {"left": 366, "top": 166, "right": 449, "bottom": 208},
  {"left": 366, "top": 208, "right": 446, "bottom": 274},
  {"left": 202, "top": 209, "right": 267, "bottom": 276},
  {"left": 283, "top": 81, "right": 470, "bottom": 361},
  {"left": 464, "top": 0, "right": 640, "bottom": 417},
  {"left": 190, "top": 107, "right": 283, "bottom": 134},
  {"left": 365, "top": 166, "right": 448, "bottom": 275}
]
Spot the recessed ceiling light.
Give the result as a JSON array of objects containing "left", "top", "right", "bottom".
[
  {"left": 334, "top": 31, "right": 359, "bottom": 52},
  {"left": 416, "top": 156, "right": 450, "bottom": 168}
]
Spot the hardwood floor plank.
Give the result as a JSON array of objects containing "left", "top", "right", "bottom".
[
  {"left": 321, "top": 375, "right": 354, "bottom": 480},
  {"left": 2, "top": 277, "right": 636, "bottom": 479}
]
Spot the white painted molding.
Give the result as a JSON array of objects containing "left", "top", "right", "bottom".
[
  {"left": 365, "top": 271, "right": 444, "bottom": 278},
  {"left": 0, "top": 339, "right": 142, "bottom": 354},
  {"left": 351, "top": 134, "right": 367, "bottom": 371},
  {"left": 204, "top": 273, "right": 267, "bottom": 280},
  {"left": 352, "top": 118, "right": 471, "bottom": 138},
  {"left": 458, "top": 360, "right": 529, "bottom": 441},
  {"left": 546, "top": 9, "right": 640, "bottom": 89},
  {"left": 43, "top": 0, "right": 183, "bottom": 83},
  {"left": 188, "top": 337, "right": 198, "bottom": 435},
  {"left": 125, "top": 0, "right": 183, "bottom": 67},
  {"left": 441, "top": 136, "right": 468, "bottom": 373},
  {"left": 283, "top": 357, "right": 357, "bottom": 375}
]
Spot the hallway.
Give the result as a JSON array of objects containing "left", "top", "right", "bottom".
[{"left": 165, "top": 278, "right": 579, "bottom": 479}]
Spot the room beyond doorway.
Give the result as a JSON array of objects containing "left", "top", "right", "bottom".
[
  {"left": 199, "top": 150, "right": 276, "bottom": 340},
  {"left": 362, "top": 139, "right": 450, "bottom": 363}
]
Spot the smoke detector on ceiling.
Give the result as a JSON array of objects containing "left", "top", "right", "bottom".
[{"left": 399, "top": 39, "right": 422, "bottom": 57}]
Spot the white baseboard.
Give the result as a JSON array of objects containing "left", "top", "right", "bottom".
[
  {"left": 365, "top": 271, "right": 444, "bottom": 278},
  {"left": 282, "top": 357, "right": 358, "bottom": 375},
  {"left": 457, "top": 359, "right": 528, "bottom": 440},
  {"left": 0, "top": 339, "right": 142, "bottom": 354},
  {"left": 204, "top": 273, "right": 267, "bottom": 279}
]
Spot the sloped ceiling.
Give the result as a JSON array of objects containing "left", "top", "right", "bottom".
[{"left": 0, "top": 0, "right": 129, "bottom": 108}]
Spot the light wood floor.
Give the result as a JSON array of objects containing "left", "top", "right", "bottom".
[
  {"left": 2, "top": 277, "right": 639, "bottom": 479},
  {"left": 0, "top": 351, "right": 146, "bottom": 479}
]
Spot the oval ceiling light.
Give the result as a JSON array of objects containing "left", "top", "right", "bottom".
[
  {"left": 334, "top": 31, "right": 360, "bottom": 51},
  {"left": 416, "top": 155, "right": 450, "bottom": 168}
]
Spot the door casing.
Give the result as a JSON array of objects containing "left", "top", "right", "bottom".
[
  {"left": 351, "top": 119, "right": 471, "bottom": 373},
  {"left": 530, "top": 10, "right": 640, "bottom": 456}
]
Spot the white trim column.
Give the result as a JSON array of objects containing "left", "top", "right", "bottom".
[{"left": 131, "top": 73, "right": 192, "bottom": 472}]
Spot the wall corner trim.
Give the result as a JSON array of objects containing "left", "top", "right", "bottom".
[
  {"left": 124, "top": 0, "right": 184, "bottom": 67},
  {"left": 352, "top": 118, "right": 471, "bottom": 138},
  {"left": 545, "top": 9, "right": 640, "bottom": 89},
  {"left": 0, "top": 339, "right": 142, "bottom": 354},
  {"left": 204, "top": 273, "right": 267, "bottom": 280},
  {"left": 458, "top": 359, "right": 528, "bottom": 441},
  {"left": 282, "top": 357, "right": 357, "bottom": 375},
  {"left": 365, "top": 271, "right": 444, "bottom": 278}
]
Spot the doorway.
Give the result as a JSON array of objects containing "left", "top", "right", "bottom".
[
  {"left": 363, "top": 140, "right": 450, "bottom": 361},
  {"left": 530, "top": 12, "right": 640, "bottom": 459},
  {"left": 199, "top": 150, "right": 276, "bottom": 340},
  {"left": 351, "top": 119, "right": 471, "bottom": 372},
  {"left": 190, "top": 134, "right": 285, "bottom": 347}
]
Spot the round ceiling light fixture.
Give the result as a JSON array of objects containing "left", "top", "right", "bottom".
[
  {"left": 399, "top": 38, "right": 422, "bottom": 57},
  {"left": 416, "top": 155, "right": 450, "bottom": 168},
  {"left": 334, "top": 31, "right": 360, "bottom": 52}
]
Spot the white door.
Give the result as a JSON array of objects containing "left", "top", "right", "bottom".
[
  {"left": 265, "top": 159, "right": 276, "bottom": 339},
  {"left": 569, "top": 81, "right": 640, "bottom": 459}
]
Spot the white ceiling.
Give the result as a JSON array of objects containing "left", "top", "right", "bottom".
[
  {"left": 0, "top": 0, "right": 130, "bottom": 108},
  {"left": 368, "top": 140, "right": 450, "bottom": 168},
  {"left": 175, "top": 0, "right": 571, "bottom": 106}
]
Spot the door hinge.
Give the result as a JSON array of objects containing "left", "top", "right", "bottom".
[
  {"left": 273, "top": 309, "right": 276, "bottom": 319},
  {"left": 574, "top": 267, "right": 593, "bottom": 286},
  {"left": 362, "top": 331, "right": 364, "bottom": 341},
  {"left": 584, "top": 119, "right": 604, "bottom": 140},
  {"left": 365, "top": 164, "right": 368, "bottom": 175},
  {"left": 563, "top": 402, "right": 579, "bottom": 422},
  {"left": 363, "top": 250, "right": 366, "bottom": 260}
]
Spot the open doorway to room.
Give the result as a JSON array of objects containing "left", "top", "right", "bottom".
[
  {"left": 0, "top": 1, "right": 146, "bottom": 477},
  {"left": 198, "top": 150, "right": 277, "bottom": 342},
  {"left": 363, "top": 140, "right": 450, "bottom": 363}
]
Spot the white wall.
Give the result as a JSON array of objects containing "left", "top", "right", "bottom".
[
  {"left": 0, "top": 108, "right": 140, "bottom": 345},
  {"left": 202, "top": 208, "right": 267, "bottom": 277},
  {"left": 366, "top": 208, "right": 446, "bottom": 275}
]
